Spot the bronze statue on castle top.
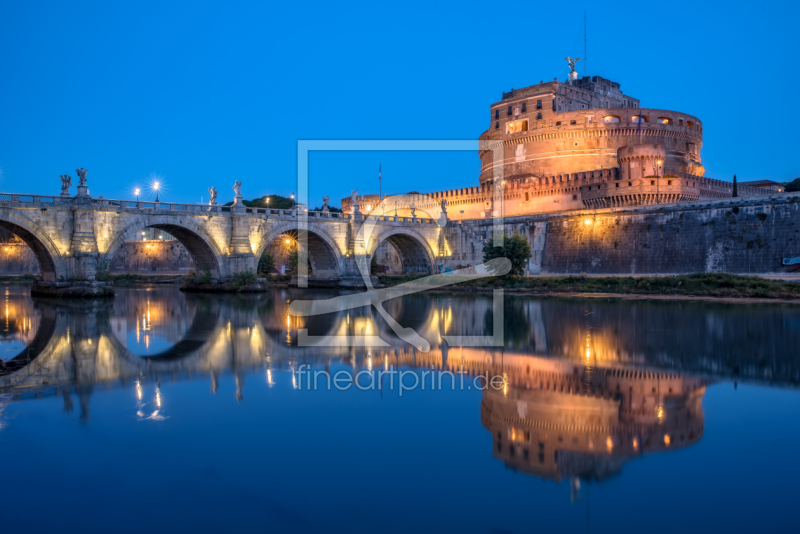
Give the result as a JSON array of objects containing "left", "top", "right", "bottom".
[{"left": 564, "top": 56, "right": 581, "bottom": 73}]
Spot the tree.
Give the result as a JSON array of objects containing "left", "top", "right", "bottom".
[
  {"left": 257, "top": 249, "right": 275, "bottom": 274},
  {"left": 732, "top": 174, "right": 738, "bottom": 197},
  {"left": 482, "top": 233, "right": 532, "bottom": 277},
  {"left": 287, "top": 249, "right": 311, "bottom": 275},
  {"left": 786, "top": 178, "right": 800, "bottom": 193}
]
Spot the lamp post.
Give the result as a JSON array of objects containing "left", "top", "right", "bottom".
[
  {"left": 653, "top": 159, "right": 663, "bottom": 203},
  {"left": 291, "top": 192, "right": 295, "bottom": 210},
  {"left": 154, "top": 181, "right": 160, "bottom": 202},
  {"left": 135, "top": 188, "right": 140, "bottom": 202}
]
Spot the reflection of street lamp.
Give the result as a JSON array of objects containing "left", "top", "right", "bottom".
[{"left": 154, "top": 181, "right": 160, "bottom": 202}]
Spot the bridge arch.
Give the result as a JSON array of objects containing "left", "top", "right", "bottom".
[
  {"left": 368, "top": 227, "right": 436, "bottom": 275},
  {"left": 256, "top": 223, "right": 343, "bottom": 277},
  {"left": 0, "top": 210, "right": 63, "bottom": 282},
  {"left": 101, "top": 216, "right": 225, "bottom": 278}
]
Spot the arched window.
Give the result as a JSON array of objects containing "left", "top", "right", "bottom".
[
  {"left": 658, "top": 117, "right": 672, "bottom": 124},
  {"left": 603, "top": 115, "right": 621, "bottom": 123},
  {"left": 686, "top": 120, "right": 695, "bottom": 128},
  {"left": 632, "top": 115, "right": 649, "bottom": 123},
  {"left": 524, "top": 192, "right": 529, "bottom": 201}
]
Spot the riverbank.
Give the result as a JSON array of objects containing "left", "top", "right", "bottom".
[{"left": 378, "top": 273, "right": 800, "bottom": 300}]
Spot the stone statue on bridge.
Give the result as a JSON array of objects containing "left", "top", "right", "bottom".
[
  {"left": 59, "top": 174, "right": 72, "bottom": 197},
  {"left": 208, "top": 186, "right": 218, "bottom": 209},
  {"left": 232, "top": 180, "right": 242, "bottom": 206},
  {"left": 409, "top": 202, "right": 416, "bottom": 219},
  {"left": 76, "top": 167, "right": 88, "bottom": 186},
  {"left": 440, "top": 198, "right": 448, "bottom": 214},
  {"left": 322, "top": 195, "right": 330, "bottom": 212},
  {"left": 351, "top": 189, "right": 359, "bottom": 214}
]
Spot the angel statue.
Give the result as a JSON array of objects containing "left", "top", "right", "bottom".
[
  {"left": 440, "top": 198, "right": 448, "bottom": 214},
  {"left": 232, "top": 180, "right": 242, "bottom": 198},
  {"left": 60, "top": 174, "right": 72, "bottom": 195},
  {"left": 208, "top": 186, "right": 218, "bottom": 205},
  {"left": 76, "top": 167, "right": 88, "bottom": 186},
  {"left": 350, "top": 189, "right": 359, "bottom": 213},
  {"left": 409, "top": 202, "right": 416, "bottom": 218},
  {"left": 322, "top": 195, "right": 330, "bottom": 212},
  {"left": 564, "top": 56, "right": 581, "bottom": 73}
]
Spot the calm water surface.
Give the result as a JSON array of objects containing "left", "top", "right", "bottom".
[{"left": 1, "top": 283, "right": 799, "bottom": 533}]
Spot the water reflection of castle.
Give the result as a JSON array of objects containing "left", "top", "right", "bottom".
[{"left": 479, "top": 356, "right": 705, "bottom": 481}]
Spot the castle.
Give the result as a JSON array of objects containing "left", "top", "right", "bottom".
[{"left": 343, "top": 70, "right": 769, "bottom": 219}]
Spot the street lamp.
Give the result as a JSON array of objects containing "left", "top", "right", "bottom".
[
  {"left": 653, "top": 159, "right": 663, "bottom": 203},
  {"left": 291, "top": 192, "right": 295, "bottom": 210},
  {"left": 153, "top": 181, "right": 160, "bottom": 202},
  {"left": 135, "top": 188, "right": 140, "bottom": 201}
]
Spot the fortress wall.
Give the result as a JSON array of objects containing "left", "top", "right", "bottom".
[{"left": 538, "top": 200, "right": 800, "bottom": 274}]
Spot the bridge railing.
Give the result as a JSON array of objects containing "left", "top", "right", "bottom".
[{"left": 0, "top": 193, "right": 439, "bottom": 225}]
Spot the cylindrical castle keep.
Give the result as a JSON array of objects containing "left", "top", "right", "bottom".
[{"left": 479, "top": 107, "right": 704, "bottom": 185}]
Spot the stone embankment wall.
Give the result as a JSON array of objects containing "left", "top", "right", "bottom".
[
  {"left": 536, "top": 197, "right": 800, "bottom": 274},
  {"left": 450, "top": 194, "right": 800, "bottom": 275}
]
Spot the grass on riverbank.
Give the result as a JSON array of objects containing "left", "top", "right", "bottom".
[{"left": 378, "top": 273, "right": 800, "bottom": 299}]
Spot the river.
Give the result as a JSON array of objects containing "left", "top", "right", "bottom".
[{"left": 1, "top": 283, "right": 799, "bottom": 533}]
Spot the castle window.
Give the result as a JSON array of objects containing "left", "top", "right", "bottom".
[
  {"left": 603, "top": 115, "right": 620, "bottom": 123},
  {"left": 537, "top": 112, "right": 542, "bottom": 119},
  {"left": 552, "top": 100, "right": 556, "bottom": 111},
  {"left": 668, "top": 180, "right": 673, "bottom": 185},
  {"left": 556, "top": 121, "right": 561, "bottom": 126},
  {"left": 525, "top": 192, "right": 529, "bottom": 201},
  {"left": 570, "top": 120, "right": 577, "bottom": 125},
  {"left": 651, "top": 180, "right": 655, "bottom": 185},
  {"left": 495, "top": 121, "right": 499, "bottom": 129},
  {"left": 572, "top": 194, "right": 577, "bottom": 200},
  {"left": 581, "top": 104, "right": 585, "bottom": 109},
  {"left": 507, "top": 106, "right": 512, "bottom": 116},
  {"left": 686, "top": 120, "right": 695, "bottom": 128},
  {"left": 628, "top": 182, "right": 632, "bottom": 187},
  {"left": 495, "top": 109, "right": 499, "bottom": 119},
  {"left": 537, "top": 99, "right": 542, "bottom": 109},
  {"left": 616, "top": 183, "right": 619, "bottom": 188},
  {"left": 658, "top": 117, "right": 672, "bottom": 124},
  {"left": 632, "top": 115, "right": 649, "bottom": 123},
  {"left": 506, "top": 119, "right": 528, "bottom": 134},
  {"left": 679, "top": 119, "right": 684, "bottom": 126},
  {"left": 522, "top": 102, "right": 527, "bottom": 112}
]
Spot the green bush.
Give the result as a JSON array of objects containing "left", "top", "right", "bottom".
[
  {"left": 482, "top": 234, "right": 532, "bottom": 277},
  {"left": 233, "top": 269, "right": 256, "bottom": 289},
  {"left": 197, "top": 264, "right": 212, "bottom": 284}
]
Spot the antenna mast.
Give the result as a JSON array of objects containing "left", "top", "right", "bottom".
[{"left": 584, "top": 11, "right": 587, "bottom": 77}]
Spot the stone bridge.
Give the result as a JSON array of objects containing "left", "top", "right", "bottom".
[{"left": 0, "top": 185, "right": 479, "bottom": 288}]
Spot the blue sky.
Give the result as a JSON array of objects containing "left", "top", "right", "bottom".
[{"left": 0, "top": 1, "right": 797, "bottom": 206}]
